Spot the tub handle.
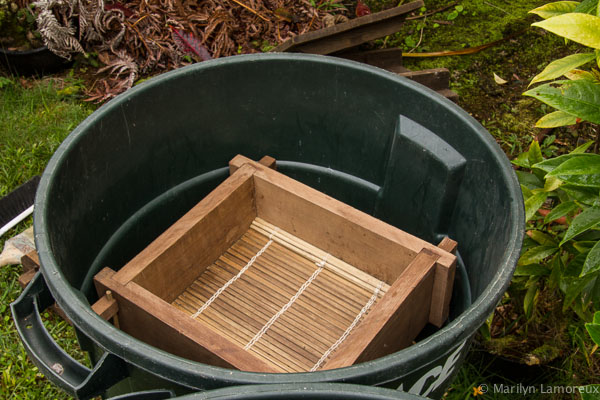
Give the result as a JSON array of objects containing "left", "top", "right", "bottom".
[
  {"left": 11, "top": 271, "right": 128, "bottom": 399},
  {"left": 107, "top": 389, "right": 176, "bottom": 399}
]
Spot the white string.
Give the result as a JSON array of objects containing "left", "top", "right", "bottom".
[
  {"left": 191, "top": 229, "right": 278, "bottom": 319},
  {"left": 310, "top": 281, "right": 384, "bottom": 371},
  {"left": 244, "top": 256, "right": 327, "bottom": 350}
]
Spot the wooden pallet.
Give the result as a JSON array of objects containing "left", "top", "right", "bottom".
[
  {"left": 273, "top": 1, "right": 423, "bottom": 55},
  {"left": 92, "top": 155, "right": 457, "bottom": 373},
  {"left": 272, "top": 1, "right": 458, "bottom": 101}
]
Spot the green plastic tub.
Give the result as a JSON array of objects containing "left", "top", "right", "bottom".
[{"left": 12, "top": 53, "right": 524, "bottom": 399}]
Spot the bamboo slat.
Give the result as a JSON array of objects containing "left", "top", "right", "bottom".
[{"left": 172, "top": 219, "right": 386, "bottom": 372}]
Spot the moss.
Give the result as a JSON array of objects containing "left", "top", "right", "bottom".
[{"left": 364, "top": 0, "right": 588, "bottom": 155}]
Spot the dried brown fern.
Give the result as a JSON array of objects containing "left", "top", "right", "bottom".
[{"left": 35, "top": 0, "right": 343, "bottom": 101}]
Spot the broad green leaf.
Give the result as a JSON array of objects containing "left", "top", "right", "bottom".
[
  {"left": 524, "top": 282, "right": 538, "bottom": 318},
  {"left": 535, "top": 110, "right": 578, "bottom": 127},
  {"left": 514, "top": 264, "right": 551, "bottom": 276},
  {"left": 549, "top": 253, "right": 564, "bottom": 288},
  {"left": 574, "top": 0, "right": 599, "bottom": 14},
  {"left": 529, "top": 230, "right": 558, "bottom": 245},
  {"left": 580, "top": 384, "right": 600, "bottom": 400},
  {"left": 524, "top": 192, "right": 548, "bottom": 222},
  {"left": 521, "top": 184, "right": 533, "bottom": 199},
  {"left": 532, "top": 14, "right": 600, "bottom": 49},
  {"left": 581, "top": 240, "right": 600, "bottom": 276},
  {"left": 585, "top": 324, "right": 600, "bottom": 345},
  {"left": 574, "top": 240, "right": 598, "bottom": 251},
  {"left": 560, "top": 207, "right": 600, "bottom": 245},
  {"left": 565, "top": 253, "right": 587, "bottom": 276},
  {"left": 533, "top": 153, "right": 596, "bottom": 173},
  {"left": 518, "top": 245, "right": 559, "bottom": 265},
  {"left": 530, "top": 1, "right": 579, "bottom": 18},
  {"left": 565, "top": 68, "right": 597, "bottom": 81},
  {"left": 571, "top": 140, "right": 595, "bottom": 153},
  {"left": 595, "top": 310, "right": 600, "bottom": 324},
  {"left": 561, "top": 184, "right": 600, "bottom": 205},
  {"left": 530, "top": 53, "right": 595, "bottom": 86},
  {"left": 544, "top": 200, "right": 579, "bottom": 223},
  {"left": 547, "top": 154, "right": 600, "bottom": 176},
  {"left": 523, "top": 80, "right": 600, "bottom": 124},
  {"left": 547, "top": 155, "right": 600, "bottom": 187},
  {"left": 544, "top": 175, "right": 563, "bottom": 191},
  {"left": 516, "top": 171, "right": 543, "bottom": 189},
  {"left": 528, "top": 140, "right": 544, "bottom": 166},
  {"left": 512, "top": 152, "right": 530, "bottom": 168},
  {"left": 563, "top": 275, "right": 595, "bottom": 311},
  {"left": 557, "top": 173, "right": 600, "bottom": 188}
]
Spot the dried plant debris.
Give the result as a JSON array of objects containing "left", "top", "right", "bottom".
[{"left": 33, "top": 0, "right": 355, "bottom": 101}]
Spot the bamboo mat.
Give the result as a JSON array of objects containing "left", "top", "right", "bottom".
[{"left": 172, "top": 218, "right": 388, "bottom": 372}]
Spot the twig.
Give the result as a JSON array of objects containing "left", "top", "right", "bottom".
[
  {"left": 483, "top": 1, "right": 513, "bottom": 16},
  {"left": 126, "top": 21, "right": 152, "bottom": 57},
  {"left": 408, "top": 16, "right": 426, "bottom": 53},
  {"left": 402, "top": 28, "right": 527, "bottom": 58},
  {"left": 406, "top": 2, "right": 458, "bottom": 20},
  {"left": 131, "top": 14, "right": 148, "bottom": 28},
  {"left": 228, "top": 0, "right": 269, "bottom": 22}
]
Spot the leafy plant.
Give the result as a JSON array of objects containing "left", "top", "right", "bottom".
[
  {"left": 524, "top": 0, "right": 600, "bottom": 128},
  {"left": 514, "top": 139, "right": 600, "bottom": 322},
  {"left": 580, "top": 311, "right": 600, "bottom": 399}
]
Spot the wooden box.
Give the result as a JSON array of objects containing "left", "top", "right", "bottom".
[{"left": 92, "top": 155, "right": 457, "bottom": 373}]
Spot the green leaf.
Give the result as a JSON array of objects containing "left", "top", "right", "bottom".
[
  {"left": 558, "top": 173, "right": 600, "bottom": 188},
  {"left": 529, "top": 230, "right": 558, "bottom": 245},
  {"left": 544, "top": 175, "right": 563, "bottom": 191},
  {"left": 549, "top": 253, "right": 564, "bottom": 288},
  {"left": 595, "top": 310, "right": 600, "bottom": 324},
  {"left": 564, "top": 68, "right": 598, "bottom": 81},
  {"left": 524, "top": 192, "right": 548, "bottom": 222},
  {"left": 535, "top": 110, "right": 578, "bottom": 127},
  {"left": 532, "top": 14, "right": 600, "bottom": 49},
  {"left": 528, "top": 140, "right": 544, "bottom": 166},
  {"left": 565, "top": 252, "right": 588, "bottom": 276},
  {"left": 574, "top": 240, "right": 598, "bottom": 251},
  {"left": 447, "top": 10, "right": 459, "bottom": 20},
  {"left": 561, "top": 184, "right": 600, "bottom": 205},
  {"left": 516, "top": 171, "right": 544, "bottom": 189},
  {"left": 571, "top": 140, "right": 596, "bottom": 154},
  {"left": 560, "top": 207, "right": 600, "bottom": 245},
  {"left": 574, "top": 0, "right": 599, "bottom": 14},
  {"left": 524, "top": 282, "right": 538, "bottom": 318},
  {"left": 518, "top": 245, "right": 559, "bottom": 265},
  {"left": 523, "top": 80, "right": 600, "bottom": 124},
  {"left": 547, "top": 154, "right": 600, "bottom": 176},
  {"left": 544, "top": 200, "right": 579, "bottom": 223},
  {"left": 581, "top": 240, "right": 600, "bottom": 276},
  {"left": 546, "top": 154, "right": 600, "bottom": 187},
  {"left": 585, "top": 323, "right": 600, "bottom": 345},
  {"left": 530, "top": 53, "right": 596, "bottom": 86},
  {"left": 563, "top": 275, "right": 594, "bottom": 311},
  {"left": 514, "top": 264, "right": 551, "bottom": 276},
  {"left": 512, "top": 152, "right": 531, "bottom": 168},
  {"left": 530, "top": 1, "right": 579, "bottom": 18},
  {"left": 521, "top": 184, "right": 533, "bottom": 199},
  {"left": 580, "top": 384, "right": 600, "bottom": 400},
  {"left": 533, "top": 153, "right": 596, "bottom": 173}
]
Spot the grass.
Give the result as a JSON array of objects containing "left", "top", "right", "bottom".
[
  {"left": 0, "top": 76, "right": 94, "bottom": 399},
  {"left": 0, "top": 76, "right": 93, "bottom": 197},
  {"left": 1, "top": 0, "right": 599, "bottom": 398}
]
